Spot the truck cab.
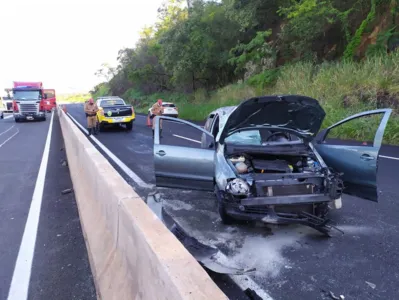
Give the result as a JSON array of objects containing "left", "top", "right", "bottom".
[
  {"left": 43, "top": 89, "right": 56, "bottom": 112},
  {"left": 1, "top": 92, "right": 13, "bottom": 112},
  {"left": 12, "top": 81, "right": 47, "bottom": 122}
]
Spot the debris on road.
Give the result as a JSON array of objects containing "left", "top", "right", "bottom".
[
  {"left": 328, "top": 291, "right": 345, "bottom": 300},
  {"left": 365, "top": 281, "right": 376, "bottom": 289},
  {"left": 61, "top": 188, "right": 73, "bottom": 195},
  {"left": 170, "top": 223, "right": 254, "bottom": 275}
]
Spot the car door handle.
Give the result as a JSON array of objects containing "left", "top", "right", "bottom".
[
  {"left": 360, "top": 153, "right": 374, "bottom": 161},
  {"left": 156, "top": 150, "right": 166, "bottom": 156}
]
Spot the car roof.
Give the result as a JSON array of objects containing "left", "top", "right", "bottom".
[{"left": 209, "top": 105, "right": 236, "bottom": 123}]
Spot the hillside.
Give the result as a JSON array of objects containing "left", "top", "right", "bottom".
[{"left": 90, "top": 0, "right": 399, "bottom": 144}]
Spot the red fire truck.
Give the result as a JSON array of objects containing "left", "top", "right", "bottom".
[{"left": 11, "top": 81, "right": 47, "bottom": 122}]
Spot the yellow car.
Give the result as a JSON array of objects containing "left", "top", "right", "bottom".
[{"left": 95, "top": 97, "right": 135, "bottom": 131}]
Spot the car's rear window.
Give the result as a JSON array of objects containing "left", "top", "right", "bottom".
[
  {"left": 163, "top": 103, "right": 176, "bottom": 108},
  {"left": 100, "top": 99, "right": 125, "bottom": 106}
]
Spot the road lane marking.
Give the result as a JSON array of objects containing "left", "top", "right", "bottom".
[
  {"left": 0, "top": 129, "right": 19, "bottom": 148},
  {"left": 7, "top": 112, "right": 54, "bottom": 300},
  {"left": 379, "top": 155, "right": 399, "bottom": 161},
  {"left": 0, "top": 125, "right": 15, "bottom": 136},
  {"left": 66, "top": 112, "right": 154, "bottom": 189},
  {"left": 173, "top": 134, "right": 201, "bottom": 144}
]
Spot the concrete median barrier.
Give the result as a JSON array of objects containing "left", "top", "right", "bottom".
[{"left": 57, "top": 108, "right": 227, "bottom": 300}]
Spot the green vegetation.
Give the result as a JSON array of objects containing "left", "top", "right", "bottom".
[
  {"left": 58, "top": 93, "right": 90, "bottom": 103},
  {"left": 91, "top": 0, "right": 399, "bottom": 144}
]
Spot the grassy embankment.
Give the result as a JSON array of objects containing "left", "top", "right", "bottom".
[
  {"left": 117, "top": 54, "right": 399, "bottom": 145},
  {"left": 58, "top": 93, "right": 91, "bottom": 103}
]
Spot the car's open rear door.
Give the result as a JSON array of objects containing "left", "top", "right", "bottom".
[
  {"left": 153, "top": 116, "right": 215, "bottom": 191},
  {"left": 313, "top": 109, "right": 392, "bottom": 201}
]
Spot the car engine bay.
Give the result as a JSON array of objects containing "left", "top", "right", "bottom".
[{"left": 228, "top": 153, "right": 322, "bottom": 175}]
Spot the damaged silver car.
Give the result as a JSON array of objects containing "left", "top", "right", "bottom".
[{"left": 153, "top": 95, "right": 392, "bottom": 235}]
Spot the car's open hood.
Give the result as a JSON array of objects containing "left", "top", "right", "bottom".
[{"left": 219, "top": 95, "right": 326, "bottom": 143}]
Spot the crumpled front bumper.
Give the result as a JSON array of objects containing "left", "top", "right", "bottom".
[{"left": 225, "top": 195, "right": 330, "bottom": 220}]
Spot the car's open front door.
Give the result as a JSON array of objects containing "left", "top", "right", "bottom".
[
  {"left": 313, "top": 109, "right": 392, "bottom": 202},
  {"left": 153, "top": 116, "right": 215, "bottom": 191}
]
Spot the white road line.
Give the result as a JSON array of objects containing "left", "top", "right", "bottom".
[
  {"left": 7, "top": 112, "right": 54, "bottom": 300},
  {"left": 212, "top": 252, "right": 273, "bottom": 300},
  {"left": 230, "top": 274, "right": 273, "bottom": 300},
  {"left": 0, "top": 129, "right": 19, "bottom": 148},
  {"left": 173, "top": 134, "right": 201, "bottom": 144},
  {"left": 0, "top": 125, "right": 15, "bottom": 136},
  {"left": 379, "top": 155, "right": 399, "bottom": 161},
  {"left": 66, "top": 112, "right": 154, "bottom": 189}
]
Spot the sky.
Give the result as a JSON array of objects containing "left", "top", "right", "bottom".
[{"left": 0, "top": 0, "right": 166, "bottom": 94}]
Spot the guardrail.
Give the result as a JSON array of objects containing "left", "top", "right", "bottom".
[{"left": 57, "top": 107, "right": 227, "bottom": 300}]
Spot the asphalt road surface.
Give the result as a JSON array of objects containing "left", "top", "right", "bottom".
[
  {"left": 66, "top": 102, "right": 399, "bottom": 300},
  {"left": 0, "top": 112, "right": 96, "bottom": 300}
]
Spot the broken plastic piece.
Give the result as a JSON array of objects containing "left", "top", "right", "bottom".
[
  {"left": 170, "top": 223, "right": 254, "bottom": 275},
  {"left": 61, "top": 188, "right": 73, "bottom": 195},
  {"left": 365, "top": 281, "right": 376, "bottom": 289}
]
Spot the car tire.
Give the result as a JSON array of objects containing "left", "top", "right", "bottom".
[
  {"left": 126, "top": 121, "right": 133, "bottom": 131},
  {"left": 215, "top": 185, "right": 234, "bottom": 225}
]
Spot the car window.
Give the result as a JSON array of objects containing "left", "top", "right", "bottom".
[
  {"left": 162, "top": 103, "right": 176, "bottom": 108},
  {"left": 44, "top": 91, "right": 55, "bottom": 98},
  {"left": 225, "top": 130, "right": 262, "bottom": 145},
  {"left": 158, "top": 119, "right": 213, "bottom": 149},
  {"left": 323, "top": 113, "right": 384, "bottom": 146},
  {"left": 100, "top": 99, "right": 125, "bottom": 106},
  {"left": 211, "top": 115, "right": 220, "bottom": 137},
  {"left": 204, "top": 114, "right": 214, "bottom": 131}
]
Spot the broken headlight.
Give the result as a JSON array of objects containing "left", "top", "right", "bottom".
[{"left": 226, "top": 178, "right": 250, "bottom": 196}]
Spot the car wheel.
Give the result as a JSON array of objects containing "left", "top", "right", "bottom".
[
  {"left": 215, "top": 185, "right": 234, "bottom": 225},
  {"left": 126, "top": 121, "right": 133, "bottom": 131}
]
